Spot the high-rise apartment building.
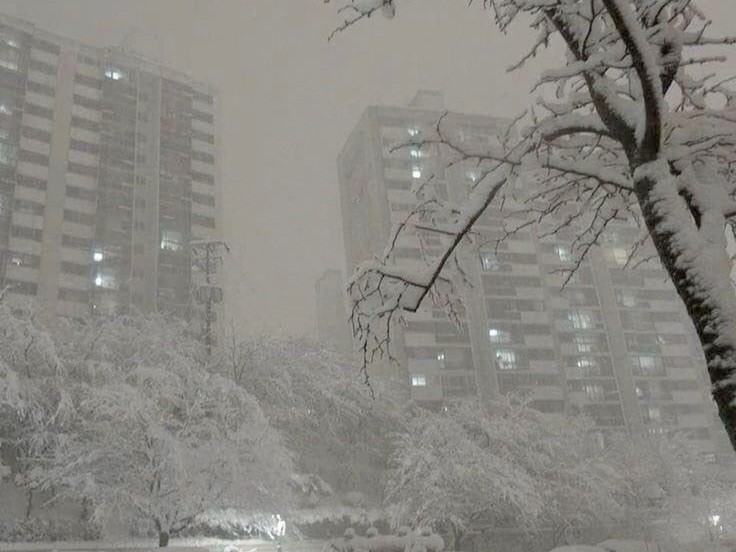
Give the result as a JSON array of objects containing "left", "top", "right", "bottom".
[
  {"left": 0, "top": 15, "right": 220, "bottom": 320},
  {"left": 338, "top": 91, "right": 730, "bottom": 458},
  {"left": 315, "top": 268, "right": 352, "bottom": 353}
]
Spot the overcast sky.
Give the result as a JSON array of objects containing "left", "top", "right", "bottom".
[{"left": 1, "top": 0, "right": 734, "bottom": 336}]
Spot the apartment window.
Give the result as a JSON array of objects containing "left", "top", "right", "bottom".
[
  {"left": 62, "top": 234, "right": 92, "bottom": 249},
  {"left": 94, "top": 268, "right": 117, "bottom": 290},
  {"left": 616, "top": 290, "right": 638, "bottom": 308},
  {"left": 191, "top": 171, "right": 214, "bottom": 185},
  {"left": 192, "top": 214, "right": 215, "bottom": 228},
  {"left": 611, "top": 247, "right": 628, "bottom": 266},
  {"left": 58, "top": 287, "right": 89, "bottom": 303},
  {"left": 408, "top": 127, "right": 420, "bottom": 137},
  {"left": 104, "top": 67, "right": 125, "bottom": 81},
  {"left": 63, "top": 209, "right": 95, "bottom": 226},
  {"left": 66, "top": 186, "right": 97, "bottom": 202},
  {"left": 10, "top": 226, "right": 42, "bottom": 242},
  {"left": 0, "top": 47, "right": 19, "bottom": 71},
  {"left": 14, "top": 199, "right": 44, "bottom": 216},
  {"left": 16, "top": 175, "right": 47, "bottom": 191},
  {"left": 495, "top": 349, "right": 517, "bottom": 370},
  {"left": 411, "top": 374, "right": 427, "bottom": 387},
  {"left": 568, "top": 310, "right": 593, "bottom": 330},
  {"left": 555, "top": 244, "right": 572, "bottom": 262},
  {"left": 61, "top": 261, "right": 88, "bottom": 276},
  {"left": 411, "top": 168, "right": 422, "bottom": 179},
  {"left": 409, "top": 147, "right": 420, "bottom": 159},
  {"left": 632, "top": 355, "right": 666, "bottom": 376},
  {"left": 0, "top": 142, "right": 16, "bottom": 166},
  {"left": 92, "top": 249, "right": 104, "bottom": 262},
  {"left": 481, "top": 252, "right": 499, "bottom": 271},
  {"left": 160, "top": 229, "right": 183, "bottom": 251},
  {"left": 192, "top": 150, "right": 215, "bottom": 164},
  {"left": 489, "top": 327, "right": 511, "bottom": 344},
  {"left": 7, "top": 252, "right": 40, "bottom": 268},
  {"left": 6, "top": 280, "right": 38, "bottom": 296},
  {"left": 192, "top": 192, "right": 215, "bottom": 207}
]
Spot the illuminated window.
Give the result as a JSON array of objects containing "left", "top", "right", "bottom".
[
  {"left": 568, "top": 310, "right": 592, "bottom": 330},
  {"left": 611, "top": 247, "right": 628, "bottom": 266},
  {"left": 466, "top": 171, "right": 479, "bottom": 183},
  {"left": 495, "top": 349, "right": 516, "bottom": 370},
  {"left": 436, "top": 352, "right": 445, "bottom": 366},
  {"left": 573, "top": 334, "right": 597, "bottom": 353},
  {"left": 481, "top": 252, "right": 499, "bottom": 271},
  {"left": 408, "top": 128, "right": 420, "bottom": 137},
  {"left": 411, "top": 374, "right": 427, "bottom": 387},
  {"left": 92, "top": 250, "right": 104, "bottom": 262},
  {"left": 94, "top": 268, "right": 117, "bottom": 290},
  {"left": 409, "top": 147, "right": 420, "bottom": 158},
  {"left": 160, "top": 229, "right": 182, "bottom": 251},
  {"left": 104, "top": 67, "right": 124, "bottom": 81},
  {"left": 489, "top": 327, "right": 511, "bottom": 344},
  {"left": 647, "top": 406, "right": 661, "bottom": 422},
  {"left": 412, "top": 168, "right": 422, "bottom": 179},
  {"left": 555, "top": 245, "right": 572, "bottom": 262}
]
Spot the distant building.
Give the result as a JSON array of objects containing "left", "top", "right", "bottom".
[
  {"left": 315, "top": 268, "right": 352, "bottom": 353},
  {"left": 338, "top": 91, "right": 729, "bottom": 459},
  {"left": 0, "top": 15, "right": 221, "bottom": 320}
]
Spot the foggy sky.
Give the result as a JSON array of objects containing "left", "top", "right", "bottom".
[{"left": 1, "top": 0, "right": 734, "bottom": 336}]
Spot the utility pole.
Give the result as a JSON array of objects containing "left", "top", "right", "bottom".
[{"left": 190, "top": 240, "right": 229, "bottom": 357}]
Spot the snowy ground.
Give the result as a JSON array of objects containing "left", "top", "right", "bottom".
[{"left": 0, "top": 538, "right": 326, "bottom": 552}]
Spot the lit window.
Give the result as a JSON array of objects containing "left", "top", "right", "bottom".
[
  {"left": 489, "top": 327, "right": 510, "bottom": 344},
  {"left": 481, "top": 252, "right": 499, "bottom": 271},
  {"left": 568, "top": 310, "right": 592, "bottom": 330},
  {"left": 409, "top": 148, "right": 420, "bottom": 158},
  {"left": 94, "top": 269, "right": 117, "bottom": 290},
  {"left": 584, "top": 384, "right": 604, "bottom": 402},
  {"left": 92, "top": 250, "right": 104, "bottom": 262},
  {"left": 611, "top": 247, "right": 628, "bottom": 266},
  {"left": 411, "top": 374, "right": 427, "bottom": 387},
  {"left": 104, "top": 67, "right": 124, "bottom": 81},
  {"left": 555, "top": 245, "right": 572, "bottom": 262},
  {"left": 408, "top": 128, "right": 420, "bottom": 137},
  {"left": 0, "top": 52, "right": 18, "bottom": 71},
  {"left": 573, "top": 334, "right": 596, "bottom": 353},
  {"left": 0, "top": 104, "right": 11, "bottom": 115},
  {"left": 412, "top": 168, "right": 422, "bottom": 179},
  {"left": 160, "top": 229, "right": 182, "bottom": 251},
  {"left": 436, "top": 352, "right": 445, "bottom": 366},
  {"left": 618, "top": 290, "right": 637, "bottom": 308},
  {"left": 647, "top": 406, "right": 661, "bottom": 422},
  {"left": 495, "top": 349, "right": 516, "bottom": 370},
  {"left": 466, "top": 171, "right": 479, "bottom": 183}
]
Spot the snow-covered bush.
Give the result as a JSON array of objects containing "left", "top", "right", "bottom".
[{"left": 329, "top": 526, "right": 444, "bottom": 552}]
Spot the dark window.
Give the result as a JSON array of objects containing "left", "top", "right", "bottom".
[
  {"left": 10, "top": 225, "right": 42, "bottom": 241},
  {"left": 62, "top": 234, "right": 92, "bottom": 248},
  {"left": 58, "top": 287, "right": 89, "bottom": 303},
  {"left": 74, "top": 74, "right": 102, "bottom": 89},
  {"left": 21, "top": 125, "right": 51, "bottom": 143},
  {"left": 28, "top": 59, "right": 56, "bottom": 76},
  {"left": 23, "top": 102, "right": 53, "bottom": 119},
  {"left": 190, "top": 170, "right": 213, "bottom": 185},
  {"left": 13, "top": 198, "right": 44, "bottom": 215},
  {"left": 71, "top": 116, "right": 100, "bottom": 133},
  {"left": 191, "top": 109, "right": 213, "bottom": 124},
  {"left": 66, "top": 185, "right": 96, "bottom": 202},
  {"left": 18, "top": 150, "right": 49, "bottom": 166},
  {"left": 60, "top": 261, "right": 88, "bottom": 276},
  {"left": 69, "top": 138, "right": 99, "bottom": 155},
  {"left": 26, "top": 80, "right": 55, "bottom": 97},
  {"left": 67, "top": 161, "right": 98, "bottom": 177},
  {"left": 192, "top": 192, "right": 215, "bottom": 207},
  {"left": 192, "top": 91, "right": 214, "bottom": 105},
  {"left": 191, "top": 214, "right": 215, "bottom": 228},
  {"left": 16, "top": 174, "right": 47, "bottom": 190},
  {"left": 191, "top": 129, "right": 214, "bottom": 144},
  {"left": 31, "top": 38, "right": 60, "bottom": 55},
  {"left": 73, "top": 94, "right": 101, "bottom": 111},
  {"left": 6, "top": 279, "right": 38, "bottom": 295},
  {"left": 192, "top": 150, "right": 214, "bottom": 164},
  {"left": 63, "top": 209, "right": 95, "bottom": 225}
]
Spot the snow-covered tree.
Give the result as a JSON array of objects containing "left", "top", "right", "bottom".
[
  {"left": 385, "top": 398, "right": 624, "bottom": 549},
  {"left": 217, "top": 333, "right": 405, "bottom": 505},
  {"left": 329, "top": 0, "right": 736, "bottom": 450},
  {"left": 0, "top": 298, "right": 69, "bottom": 516},
  {"left": 34, "top": 314, "right": 292, "bottom": 547}
]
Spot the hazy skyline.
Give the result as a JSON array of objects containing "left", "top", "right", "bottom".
[{"left": 2, "top": 0, "right": 733, "bottom": 336}]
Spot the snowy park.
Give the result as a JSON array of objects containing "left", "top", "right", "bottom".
[{"left": 3, "top": 0, "right": 736, "bottom": 551}]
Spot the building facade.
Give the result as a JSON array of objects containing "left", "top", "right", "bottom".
[
  {"left": 315, "top": 268, "right": 353, "bottom": 353},
  {"left": 0, "top": 15, "right": 221, "bottom": 320},
  {"left": 338, "top": 91, "right": 730, "bottom": 458}
]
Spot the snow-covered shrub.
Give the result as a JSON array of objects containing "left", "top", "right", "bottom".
[
  {"left": 329, "top": 526, "right": 444, "bottom": 552},
  {"left": 0, "top": 518, "right": 79, "bottom": 543}
]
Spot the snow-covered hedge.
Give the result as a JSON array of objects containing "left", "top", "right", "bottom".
[
  {"left": 0, "top": 517, "right": 98, "bottom": 543},
  {"left": 329, "top": 526, "right": 444, "bottom": 552}
]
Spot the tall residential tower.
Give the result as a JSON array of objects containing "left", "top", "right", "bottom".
[
  {"left": 0, "top": 15, "right": 221, "bottom": 319},
  {"left": 338, "top": 91, "right": 730, "bottom": 459}
]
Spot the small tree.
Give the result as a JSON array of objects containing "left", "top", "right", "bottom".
[{"left": 34, "top": 314, "right": 293, "bottom": 547}]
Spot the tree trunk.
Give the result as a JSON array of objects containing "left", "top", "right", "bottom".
[
  {"left": 636, "top": 163, "right": 736, "bottom": 451},
  {"left": 25, "top": 488, "right": 33, "bottom": 519},
  {"left": 158, "top": 531, "right": 170, "bottom": 547}
]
